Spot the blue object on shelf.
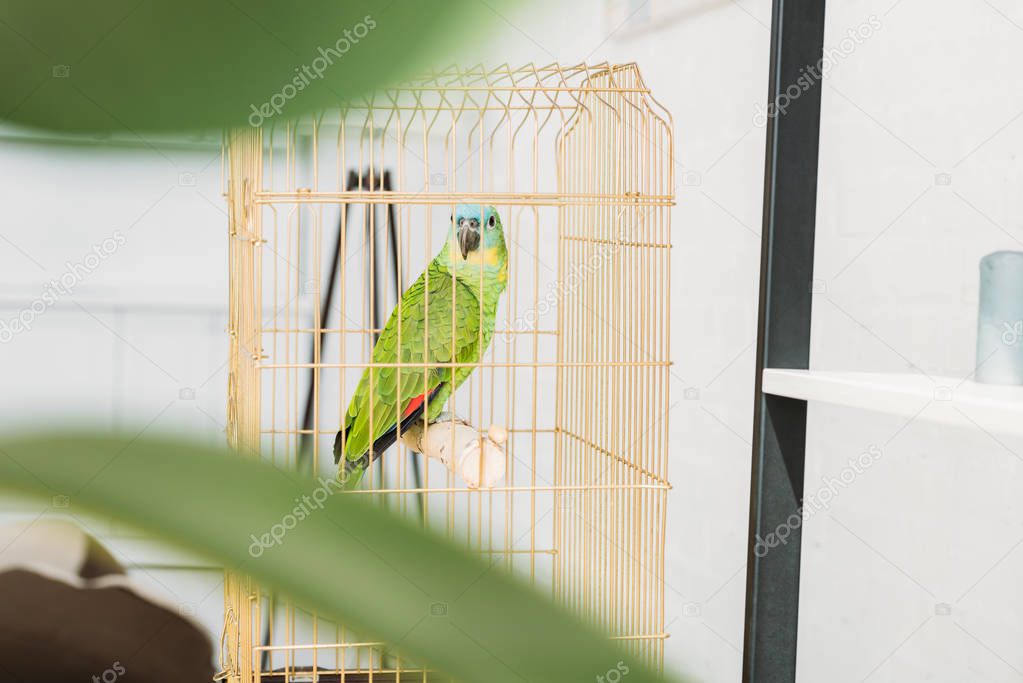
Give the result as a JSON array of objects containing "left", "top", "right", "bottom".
[{"left": 977, "top": 250, "right": 1023, "bottom": 385}]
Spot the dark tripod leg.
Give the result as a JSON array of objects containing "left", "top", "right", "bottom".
[{"left": 270, "top": 171, "right": 359, "bottom": 674}]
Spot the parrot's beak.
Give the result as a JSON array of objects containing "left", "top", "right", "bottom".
[{"left": 458, "top": 225, "right": 479, "bottom": 259}]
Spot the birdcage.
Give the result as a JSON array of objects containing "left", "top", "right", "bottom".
[{"left": 220, "top": 62, "right": 673, "bottom": 682}]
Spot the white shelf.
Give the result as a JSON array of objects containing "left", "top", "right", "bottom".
[{"left": 762, "top": 369, "right": 1023, "bottom": 438}]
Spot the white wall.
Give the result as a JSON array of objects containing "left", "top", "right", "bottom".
[
  {"left": 472, "top": 0, "right": 1023, "bottom": 681},
  {"left": 466, "top": 2, "right": 768, "bottom": 680},
  {"left": 2, "top": 1, "right": 1022, "bottom": 681},
  {"left": 0, "top": 133, "right": 230, "bottom": 647},
  {"left": 804, "top": 1, "right": 1023, "bottom": 681}
]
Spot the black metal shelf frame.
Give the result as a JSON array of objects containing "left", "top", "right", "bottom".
[{"left": 742, "top": 1, "right": 827, "bottom": 681}]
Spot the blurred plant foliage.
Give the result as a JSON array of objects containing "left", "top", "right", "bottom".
[
  {"left": 0, "top": 434, "right": 680, "bottom": 683},
  {"left": 0, "top": 0, "right": 508, "bottom": 132}
]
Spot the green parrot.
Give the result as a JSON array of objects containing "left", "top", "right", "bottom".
[{"left": 334, "top": 204, "right": 508, "bottom": 489}]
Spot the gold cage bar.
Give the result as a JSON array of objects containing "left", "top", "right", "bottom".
[{"left": 220, "top": 62, "right": 673, "bottom": 682}]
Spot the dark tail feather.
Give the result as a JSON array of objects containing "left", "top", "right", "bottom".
[
  {"left": 333, "top": 385, "right": 444, "bottom": 486},
  {"left": 332, "top": 425, "right": 350, "bottom": 466}
]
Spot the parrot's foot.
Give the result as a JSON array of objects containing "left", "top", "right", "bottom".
[{"left": 399, "top": 415, "right": 507, "bottom": 489}]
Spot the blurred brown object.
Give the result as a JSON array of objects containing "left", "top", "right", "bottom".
[{"left": 0, "top": 519, "right": 214, "bottom": 683}]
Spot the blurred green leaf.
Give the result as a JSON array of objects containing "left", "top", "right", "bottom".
[
  {"left": 0, "top": 0, "right": 509, "bottom": 132},
  {"left": 0, "top": 433, "right": 680, "bottom": 683}
]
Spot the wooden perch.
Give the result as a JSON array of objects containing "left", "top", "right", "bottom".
[{"left": 400, "top": 413, "right": 508, "bottom": 488}]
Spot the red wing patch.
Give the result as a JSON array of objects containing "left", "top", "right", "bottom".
[
  {"left": 402, "top": 393, "right": 427, "bottom": 418},
  {"left": 401, "top": 383, "right": 444, "bottom": 418}
]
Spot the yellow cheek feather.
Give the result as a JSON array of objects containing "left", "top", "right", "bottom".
[
  {"left": 451, "top": 244, "right": 505, "bottom": 270},
  {"left": 484, "top": 246, "right": 503, "bottom": 267},
  {"left": 478, "top": 247, "right": 508, "bottom": 285}
]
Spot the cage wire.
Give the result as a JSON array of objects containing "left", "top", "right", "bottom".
[{"left": 220, "top": 62, "right": 674, "bottom": 682}]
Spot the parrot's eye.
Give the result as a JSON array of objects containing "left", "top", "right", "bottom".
[{"left": 488, "top": 214, "right": 496, "bottom": 228}]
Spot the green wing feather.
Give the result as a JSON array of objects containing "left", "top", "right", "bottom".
[{"left": 339, "top": 259, "right": 485, "bottom": 462}]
